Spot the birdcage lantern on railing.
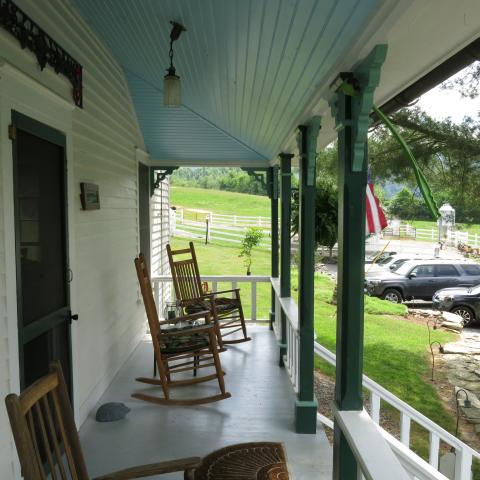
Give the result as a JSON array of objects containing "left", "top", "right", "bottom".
[{"left": 438, "top": 202, "right": 455, "bottom": 242}]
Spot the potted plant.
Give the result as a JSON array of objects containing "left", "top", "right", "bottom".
[{"left": 239, "top": 227, "right": 264, "bottom": 275}]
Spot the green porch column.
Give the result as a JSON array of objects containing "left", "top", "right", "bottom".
[
  {"left": 279, "top": 153, "right": 293, "bottom": 366},
  {"left": 295, "top": 118, "right": 321, "bottom": 434},
  {"left": 268, "top": 166, "right": 279, "bottom": 331},
  {"left": 329, "top": 45, "right": 387, "bottom": 480}
]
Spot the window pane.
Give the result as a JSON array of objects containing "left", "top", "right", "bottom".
[
  {"left": 17, "top": 130, "right": 66, "bottom": 326},
  {"left": 412, "top": 265, "right": 435, "bottom": 277},
  {"left": 436, "top": 265, "right": 458, "bottom": 277},
  {"left": 462, "top": 264, "right": 480, "bottom": 276}
]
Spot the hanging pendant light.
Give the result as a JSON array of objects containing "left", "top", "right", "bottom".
[{"left": 164, "top": 21, "right": 186, "bottom": 107}]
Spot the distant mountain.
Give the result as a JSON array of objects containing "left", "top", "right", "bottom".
[{"left": 380, "top": 182, "right": 404, "bottom": 198}]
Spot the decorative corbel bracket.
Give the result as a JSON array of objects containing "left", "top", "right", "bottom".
[
  {"left": 241, "top": 167, "right": 268, "bottom": 192},
  {"left": 296, "top": 116, "right": 321, "bottom": 186},
  {"left": 150, "top": 166, "right": 179, "bottom": 196},
  {"left": 328, "top": 44, "right": 387, "bottom": 171}
]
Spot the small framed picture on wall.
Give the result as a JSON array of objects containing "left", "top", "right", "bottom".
[{"left": 80, "top": 182, "right": 100, "bottom": 210}]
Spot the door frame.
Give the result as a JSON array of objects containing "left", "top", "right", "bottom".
[
  {"left": 0, "top": 61, "right": 79, "bottom": 419},
  {"left": 11, "top": 110, "right": 71, "bottom": 392}
]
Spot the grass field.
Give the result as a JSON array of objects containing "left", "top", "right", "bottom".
[{"left": 171, "top": 186, "right": 270, "bottom": 216}]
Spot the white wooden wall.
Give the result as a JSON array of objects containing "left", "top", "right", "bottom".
[
  {"left": 0, "top": 1, "right": 151, "bottom": 477},
  {"left": 151, "top": 179, "right": 171, "bottom": 314}
]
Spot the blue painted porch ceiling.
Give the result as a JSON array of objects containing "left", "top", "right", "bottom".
[{"left": 74, "top": 0, "right": 381, "bottom": 164}]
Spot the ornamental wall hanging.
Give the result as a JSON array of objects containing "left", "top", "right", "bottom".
[{"left": 0, "top": 0, "right": 83, "bottom": 108}]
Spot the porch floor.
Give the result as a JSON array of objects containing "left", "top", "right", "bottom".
[{"left": 79, "top": 325, "right": 332, "bottom": 479}]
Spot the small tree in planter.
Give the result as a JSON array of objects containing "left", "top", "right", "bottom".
[{"left": 239, "top": 227, "right": 264, "bottom": 275}]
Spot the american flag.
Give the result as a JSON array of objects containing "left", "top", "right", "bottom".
[{"left": 366, "top": 183, "right": 388, "bottom": 235}]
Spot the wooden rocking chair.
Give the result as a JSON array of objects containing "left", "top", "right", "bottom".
[
  {"left": 5, "top": 363, "right": 289, "bottom": 479},
  {"left": 167, "top": 242, "right": 251, "bottom": 346},
  {"left": 5, "top": 361, "right": 202, "bottom": 480},
  {"left": 133, "top": 253, "right": 231, "bottom": 406}
]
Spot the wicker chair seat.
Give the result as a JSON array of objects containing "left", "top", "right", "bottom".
[
  {"left": 159, "top": 327, "right": 209, "bottom": 354},
  {"left": 190, "top": 442, "right": 289, "bottom": 480}
]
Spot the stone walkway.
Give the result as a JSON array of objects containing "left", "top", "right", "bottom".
[{"left": 442, "top": 329, "right": 480, "bottom": 431}]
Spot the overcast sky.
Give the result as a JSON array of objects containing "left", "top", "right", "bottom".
[{"left": 417, "top": 66, "right": 480, "bottom": 123}]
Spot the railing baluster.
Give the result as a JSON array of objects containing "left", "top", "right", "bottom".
[
  {"left": 212, "top": 281, "right": 217, "bottom": 293},
  {"left": 454, "top": 448, "right": 472, "bottom": 480},
  {"left": 231, "top": 281, "right": 237, "bottom": 299},
  {"left": 152, "top": 280, "right": 160, "bottom": 311},
  {"left": 251, "top": 281, "right": 257, "bottom": 321},
  {"left": 370, "top": 392, "right": 381, "bottom": 424},
  {"left": 400, "top": 412, "right": 411, "bottom": 447},
  {"left": 429, "top": 432, "right": 440, "bottom": 469}
]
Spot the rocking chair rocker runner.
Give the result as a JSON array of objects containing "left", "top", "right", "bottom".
[
  {"left": 167, "top": 242, "right": 251, "bottom": 346},
  {"left": 134, "top": 253, "right": 231, "bottom": 406}
]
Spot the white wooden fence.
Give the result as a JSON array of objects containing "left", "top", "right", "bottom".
[
  {"left": 271, "top": 276, "right": 480, "bottom": 480},
  {"left": 151, "top": 274, "right": 271, "bottom": 322},
  {"left": 173, "top": 213, "right": 272, "bottom": 249},
  {"left": 384, "top": 223, "right": 480, "bottom": 248}
]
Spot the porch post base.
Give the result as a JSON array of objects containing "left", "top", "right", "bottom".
[
  {"left": 295, "top": 399, "right": 318, "bottom": 434},
  {"left": 278, "top": 343, "right": 287, "bottom": 367},
  {"left": 269, "top": 310, "right": 275, "bottom": 330}
]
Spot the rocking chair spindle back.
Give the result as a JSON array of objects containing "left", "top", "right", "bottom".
[{"left": 166, "top": 242, "right": 251, "bottom": 345}]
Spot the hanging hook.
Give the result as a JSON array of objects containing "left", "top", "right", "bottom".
[
  {"left": 167, "top": 21, "right": 186, "bottom": 73},
  {"left": 169, "top": 21, "right": 186, "bottom": 42}
]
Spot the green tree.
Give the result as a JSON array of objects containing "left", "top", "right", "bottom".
[
  {"left": 388, "top": 188, "right": 430, "bottom": 220},
  {"left": 291, "top": 178, "right": 338, "bottom": 258},
  {"left": 441, "top": 61, "right": 480, "bottom": 99},
  {"left": 171, "top": 167, "right": 267, "bottom": 196},
  {"left": 369, "top": 107, "right": 480, "bottom": 222},
  {"left": 239, "top": 227, "right": 264, "bottom": 275}
]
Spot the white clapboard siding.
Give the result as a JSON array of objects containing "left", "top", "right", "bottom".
[
  {"left": 151, "top": 179, "right": 171, "bottom": 314},
  {"left": 0, "top": 1, "right": 150, "bottom": 477}
]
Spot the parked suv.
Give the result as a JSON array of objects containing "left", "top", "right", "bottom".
[
  {"left": 433, "top": 284, "right": 480, "bottom": 326},
  {"left": 365, "top": 260, "right": 480, "bottom": 303},
  {"left": 365, "top": 254, "right": 430, "bottom": 276}
]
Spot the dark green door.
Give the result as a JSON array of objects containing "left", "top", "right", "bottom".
[{"left": 12, "top": 111, "right": 72, "bottom": 394}]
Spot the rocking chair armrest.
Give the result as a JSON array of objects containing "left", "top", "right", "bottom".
[
  {"left": 201, "top": 288, "right": 240, "bottom": 298},
  {"left": 93, "top": 457, "right": 202, "bottom": 479},
  {"left": 160, "top": 323, "right": 215, "bottom": 338},
  {"left": 159, "top": 311, "right": 210, "bottom": 326}
]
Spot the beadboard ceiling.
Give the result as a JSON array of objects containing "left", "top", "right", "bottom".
[
  {"left": 73, "top": 0, "right": 480, "bottom": 166},
  {"left": 73, "top": 0, "right": 383, "bottom": 165}
]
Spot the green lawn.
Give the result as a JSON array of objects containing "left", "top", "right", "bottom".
[
  {"left": 171, "top": 186, "right": 270, "bottom": 216},
  {"left": 307, "top": 275, "right": 455, "bottom": 444}
]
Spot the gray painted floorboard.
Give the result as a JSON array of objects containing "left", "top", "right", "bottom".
[{"left": 80, "top": 325, "right": 332, "bottom": 479}]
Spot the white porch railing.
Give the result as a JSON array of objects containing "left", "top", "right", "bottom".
[
  {"left": 271, "top": 278, "right": 299, "bottom": 393},
  {"left": 151, "top": 275, "right": 271, "bottom": 321},
  {"left": 271, "top": 277, "right": 480, "bottom": 480},
  {"left": 315, "top": 342, "right": 480, "bottom": 480}
]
